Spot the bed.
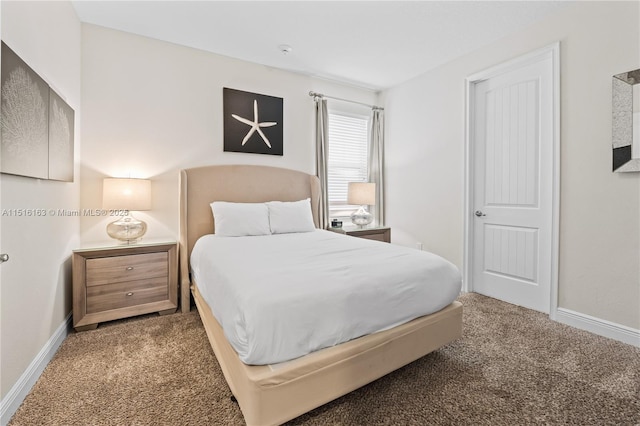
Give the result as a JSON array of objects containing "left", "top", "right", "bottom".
[{"left": 179, "top": 164, "right": 463, "bottom": 426}]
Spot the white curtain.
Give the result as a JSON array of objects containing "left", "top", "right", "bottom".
[
  {"left": 314, "top": 96, "right": 330, "bottom": 229},
  {"left": 368, "top": 108, "right": 385, "bottom": 226}
]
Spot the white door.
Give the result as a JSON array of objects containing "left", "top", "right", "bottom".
[{"left": 470, "top": 51, "right": 556, "bottom": 314}]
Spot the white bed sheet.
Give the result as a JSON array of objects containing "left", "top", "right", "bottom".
[{"left": 190, "top": 230, "right": 461, "bottom": 365}]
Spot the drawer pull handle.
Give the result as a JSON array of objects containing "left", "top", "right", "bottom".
[
  {"left": 126, "top": 266, "right": 134, "bottom": 271},
  {"left": 126, "top": 292, "right": 134, "bottom": 297}
]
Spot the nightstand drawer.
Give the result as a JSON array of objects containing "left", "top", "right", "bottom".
[
  {"left": 86, "top": 277, "right": 168, "bottom": 313},
  {"left": 345, "top": 227, "right": 391, "bottom": 243},
  {"left": 86, "top": 252, "right": 168, "bottom": 286},
  {"left": 358, "top": 233, "right": 387, "bottom": 242}
]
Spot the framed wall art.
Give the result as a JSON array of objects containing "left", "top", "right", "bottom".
[
  {"left": 48, "top": 88, "right": 75, "bottom": 181},
  {"left": 612, "top": 68, "right": 640, "bottom": 172},
  {"left": 1, "top": 41, "right": 49, "bottom": 179},
  {"left": 223, "top": 88, "right": 283, "bottom": 156},
  {"left": 1, "top": 41, "right": 75, "bottom": 181}
]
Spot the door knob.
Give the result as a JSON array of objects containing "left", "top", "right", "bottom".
[
  {"left": 0, "top": 253, "right": 9, "bottom": 263},
  {"left": 474, "top": 210, "right": 486, "bottom": 217}
]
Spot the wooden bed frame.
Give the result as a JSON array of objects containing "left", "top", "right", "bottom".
[{"left": 179, "top": 164, "right": 463, "bottom": 426}]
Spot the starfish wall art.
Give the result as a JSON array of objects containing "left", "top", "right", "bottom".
[{"left": 223, "top": 88, "right": 283, "bottom": 156}]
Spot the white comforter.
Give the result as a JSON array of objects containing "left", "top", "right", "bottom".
[{"left": 190, "top": 230, "right": 461, "bottom": 365}]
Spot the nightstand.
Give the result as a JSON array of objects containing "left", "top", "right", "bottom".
[
  {"left": 72, "top": 239, "right": 178, "bottom": 331},
  {"left": 344, "top": 226, "right": 391, "bottom": 243}
]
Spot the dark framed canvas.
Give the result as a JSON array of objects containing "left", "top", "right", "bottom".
[
  {"left": 1, "top": 41, "right": 49, "bottom": 179},
  {"left": 223, "top": 88, "right": 283, "bottom": 156}
]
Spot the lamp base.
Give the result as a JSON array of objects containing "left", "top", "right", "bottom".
[
  {"left": 106, "top": 214, "right": 147, "bottom": 243},
  {"left": 351, "top": 206, "right": 373, "bottom": 227}
]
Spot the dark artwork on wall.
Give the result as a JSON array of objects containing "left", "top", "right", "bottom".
[
  {"left": 0, "top": 41, "right": 75, "bottom": 181},
  {"left": 223, "top": 88, "right": 283, "bottom": 156}
]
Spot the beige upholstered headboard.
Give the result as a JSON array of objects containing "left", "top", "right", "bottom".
[{"left": 179, "top": 164, "right": 322, "bottom": 312}]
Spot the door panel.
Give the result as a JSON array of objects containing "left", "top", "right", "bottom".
[
  {"left": 483, "top": 224, "right": 538, "bottom": 283},
  {"left": 484, "top": 80, "right": 539, "bottom": 207},
  {"left": 472, "top": 55, "right": 553, "bottom": 313}
]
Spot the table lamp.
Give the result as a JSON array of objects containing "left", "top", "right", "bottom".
[
  {"left": 102, "top": 178, "right": 151, "bottom": 243},
  {"left": 348, "top": 182, "right": 375, "bottom": 227}
]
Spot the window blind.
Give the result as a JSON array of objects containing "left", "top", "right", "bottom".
[{"left": 327, "top": 112, "right": 369, "bottom": 216}]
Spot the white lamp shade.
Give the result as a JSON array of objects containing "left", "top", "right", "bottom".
[
  {"left": 102, "top": 178, "right": 151, "bottom": 211},
  {"left": 348, "top": 182, "right": 376, "bottom": 206}
]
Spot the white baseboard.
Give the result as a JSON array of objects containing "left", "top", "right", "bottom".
[
  {"left": 0, "top": 313, "right": 72, "bottom": 426},
  {"left": 555, "top": 308, "right": 640, "bottom": 348}
]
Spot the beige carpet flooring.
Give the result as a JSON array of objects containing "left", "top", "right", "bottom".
[{"left": 8, "top": 293, "right": 640, "bottom": 425}]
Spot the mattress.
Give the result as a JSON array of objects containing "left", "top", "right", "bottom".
[{"left": 190, "top": 230, "right": 461, "bottom": 365}]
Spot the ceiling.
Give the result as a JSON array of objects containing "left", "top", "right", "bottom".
[{"left": 72, "top": 1, "right": 571, "bottom": 91}]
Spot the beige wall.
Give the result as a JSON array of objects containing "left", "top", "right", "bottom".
[
  {"left": 383, "top": 1, "right": 640, "bottom": 329},
  {"left": 80, "top": 25, "right": 378, "bottom": 243},
  {"left": 0, "top": 1, "right": 81, "bottom": 399}
]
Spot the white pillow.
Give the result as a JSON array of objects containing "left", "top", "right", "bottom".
[
  {"left": 267, "top": 198, "right": 316, "bottom": 234},
  {"left": 210, "top": 201, "right": 271, "bottom": 237}
]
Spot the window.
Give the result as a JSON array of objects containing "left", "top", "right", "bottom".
[{"left": 327, "top": 111, "right": 370, "bottom": 218}]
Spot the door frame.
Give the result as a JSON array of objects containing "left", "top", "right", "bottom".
[{"left": 463, "top": 42, "right": 561, "bottom": 319}]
